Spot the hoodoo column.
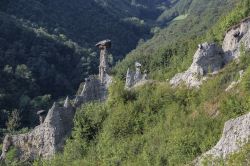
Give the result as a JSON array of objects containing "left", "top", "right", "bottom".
[{"left": 95, "top": 39, "right": 112, "bottom": 84}]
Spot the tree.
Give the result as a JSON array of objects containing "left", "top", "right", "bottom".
[
  {"left": 15, "top": 64, "right": 32, "bottom": 79},
  {"left": 6, "top": 110, "right": 21, "bottom": 132}
]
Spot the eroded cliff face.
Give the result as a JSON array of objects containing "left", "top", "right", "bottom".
[
  {"left": 170, "top": 43, "right": 224, "bottom": 87},
  {"left": 223, "top": 17, "right": 250, "bottom": 62},
  {"left": 0, "top": 101, "right": 75, "bottom": 160},
  {"left": 170, "top": 17, "right": 250, "bottom": 88},
  {"left": 74, "top": 75, "right": 112, "bottom": 107},
  {"left": 195, "top": 112, "right": 250, "bottom": 165}
]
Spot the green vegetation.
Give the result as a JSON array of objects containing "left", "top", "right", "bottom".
[
  {"left": 1, "top": 147, "right": 32, "bottom": 166},
  {"left": 0, "top": 0, "right": 171, "bottom": 137},
  {"left": 0, "top": 12, "right": 92, "bottom": 131},
  {"left": 114, "top": 0, "right": 238, "bottom": 80},
  {"left": 37, "top": 0, "right": 250, "bottom": 165},
  {"left": 202, "top": 142, "right": 250, "bottom": 165},
  {"left": 40, "top": 49, "right": 250, "bottom": 165},
  {"left": 1, "top": 0, "right": 171, "bottom": 61},
  {"left": 226, "top": 142, "right": 250, "bottom": 165},
  {"left": 1, "top": 0, "right": 250, "bottom": 165}
]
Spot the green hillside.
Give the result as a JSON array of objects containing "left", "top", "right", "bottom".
[
  {"left": 1, "top": 0, "right": 250, "bottom": 165},
  {"left": 29, "top": 0, "right": 249, "bottom": 166},
  {"left": 0, "top": 0, "right": 180, "bottom": 60},
  {"left": 0, "top": 12, "right": 98, "bottom": 128},
  {"left": 114, "top": 0, "right": 237, "bottom": 80},
  {"left": 0, "top": 0, "right": 170, "bottom": 130}
]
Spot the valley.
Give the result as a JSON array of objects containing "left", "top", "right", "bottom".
[{"left": 0, "top": 0, "right": 250, "bottom": 165}]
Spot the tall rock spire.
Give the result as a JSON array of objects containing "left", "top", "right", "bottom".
[
  {"left": 64, "top": 96, "right": 71, "bottom": 108},
  {"left": 125, "top": 68, "right": 132, "bottom": 88},
  {"left": 95, "top": 39, "right": 112, "bottom": 84},
  {"left": 134, "top": 62, "right": 142, "bottom": 83}
]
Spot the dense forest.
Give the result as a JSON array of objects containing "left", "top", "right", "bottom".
[
  {"left": 0, "top": 0, "right": 173, "bottom": 131},
  {"left": 1, "top": 0, "right": 250, "bottom": 165}
]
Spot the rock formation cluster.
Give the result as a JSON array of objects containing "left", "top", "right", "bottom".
[
  {"left": 170, "top": 18, "right": 250, "bottom": 163},
  {"left": 125, "top": 62, "right": 148, "bottom": 89},
  {"left": 0, "top": 40, "right": 113, "bottom": 160},
  {"left": 170, "top": 17, "right": 250, "bottom": 88}
]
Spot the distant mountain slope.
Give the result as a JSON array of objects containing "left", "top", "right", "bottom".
[
  {"left": 0, "top": 0, "right": 157, "bottom": 60},
  {"left": 114, "top": 0, "right": 237, "bottom": 79},
  {"left": 0, "top": 12, "right": 98, "bottom": 127},
  {"left": 95, "top": 0, "right": 171, "bottom": 21}
]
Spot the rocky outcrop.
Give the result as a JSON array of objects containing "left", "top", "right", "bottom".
[
  {"left": 96, "top": 39, "right": 111, "bottom": 84},
  {"left": 170, "top": 17, "right": 250, "bottom": 88},
  {"left": 0, "top": 40, "right": 113, "bottom": 161},
  {"left": 125, "top": 62, "right": 148, "bottom": 89},
  {"left": 195, "top": 112, "right": 250, "bottom": 165},
  {"left": 223, "top": 17, "right": 250, "bottom": 62},
  {"left": 170, "top": 43, "right": 224, "bottom": 87},
  {"left": 0, "top": 100, "right": 75, "bottom": 160},
  {"left": 74, "top": 74, "right": 112, "bottom": 107}
]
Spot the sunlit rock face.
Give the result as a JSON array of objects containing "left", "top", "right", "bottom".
[
  {"left": 74, "top": 74, "right": 112, "bottom": 107},
  {"left": 125, "top": 62, "right": 148, "bottom": 89},
  {"left": 170, "top": 17, "right": 250, "bottom": 88},
  {"left": 194, "top": 112, "right": 250, "bottom": 165},
  {"left": 223, "top": 17, "right": 250, "bottom": 62},
  {"left": 170, "top": 42, "right": 224, "bottom": 88},
  {"left": 0, "top": 101, "right": 75, "bottom": 160}
]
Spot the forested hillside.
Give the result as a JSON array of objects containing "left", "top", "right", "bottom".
[
  {"left": 0, "top": 11, "right": 99, "bottom": 127},
  {"left": 0, "top": 0, "right": 167, "bottom": 59},
  {"left": 0, "top": 0, "right": 172, "bottom": 131},
  {"left": 114, "top": 0, "right": 237, "bottom": 79},
  {"left": 31, "top": 0, "right": 250, "bottom": 165},
  {"left": 1, "top": 0, "right": 250, "bottom": 165}
]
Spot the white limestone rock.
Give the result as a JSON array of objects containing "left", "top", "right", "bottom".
[
  {"left": 170, "top": 43, "right": 224, "bottom": 88},
  {"left": 74, "top": 74, "right": 112, "bottom": 107},
  {"left": 125, "top": 68, "right": 133, "bottom": 89},
  {"left": 0, "top": 102, "right": 75, "bottom": 160},
  {"left": 195, "top": 112, "right": 250, "bottom": 165},
  {"left": 125, "top": 62, "right": 147, "bottom": 89},
  {"left": 63, "top": 96, "right": 72, "bottom": 108}
]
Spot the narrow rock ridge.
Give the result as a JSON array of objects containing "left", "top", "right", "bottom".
[
  {"left": 0, "top": 40, "right": 113, "bottom": 160},
  {"left": 170, "top": 17, "right": 250, "bottom": 88},
  {"left": 194, "top": 112, "right": 250, "bottom": 165}
]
